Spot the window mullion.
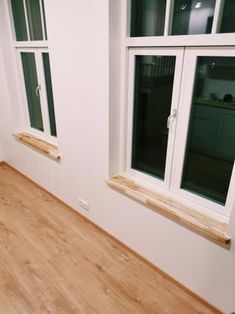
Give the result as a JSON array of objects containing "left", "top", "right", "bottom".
[
  {"left": 164, "top": 47, "right": 184, "bottom": 190},
  {"left": 211, "top": 0, "right": 225, "bottom": 34},
  {"left": 164, "top": 0, "right": 174, "bottom": 36},
  {"left": 35, "top": 49, "right": 51, "bottom": 136},
  {"left": 39, "top": 0, "right": 46, "bottom": 40},
  {"left": 22, "top": 0, "right": 30, "bottom": 41},
  {"left": 170, "top": 48, "right": 196, "bottom": 193}
]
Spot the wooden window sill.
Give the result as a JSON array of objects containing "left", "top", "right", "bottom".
[
  {"left": 13, "top": 132, "right": 60, "bottom": 161},
  {"left": 107, "top": 175, "right": 231, "bottom": 248}
]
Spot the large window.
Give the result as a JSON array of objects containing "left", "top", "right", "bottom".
[
  {"left": 123, "top": 0, "right": 235, "bottom": 220},
  {"left": 10, "top": 0, "right": 57, "bottom": 141},
  {"left": 130, "top": 0, "right": 235, "bottom": 37}
]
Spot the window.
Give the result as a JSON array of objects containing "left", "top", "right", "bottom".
[
  {"left": 122, "top": 0, "right": 235, "bottom": 220},
  {"left": 10, "top": 0, "right": 57, "bottom": 141},
  {"left": 129, "top": 0, "right": 235, "bottom": 37}
]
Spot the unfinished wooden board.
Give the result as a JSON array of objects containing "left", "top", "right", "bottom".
[
  {"left": 13, "top": 132, "right": 60, "bottom": 161},
  {"left": 107, "top": 176, "right": 230, "bottom": 247},
  {"left": 0, "top": 163, "right": 223, "bottom": 313}
]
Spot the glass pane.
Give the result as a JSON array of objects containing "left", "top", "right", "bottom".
[
  {"left": 41, "top": 0, "right": 48, "bottom": 40},
  {"left": 132, "top": 55, "right": 176, "bottom": 179},
  {"left": 42, "top": 53, "right": 57, "bottom": 137},
  {"left": 219, "top": 0, "right": 235, "bottom": 34},
  {"left": 11, "top": 0, "right": 28, "bottom": 41},
  {"left": 182, "top": 56, "right": 235, "bottom": 204},
  {"left": 25, "top": 0, "right": 43, "bottom": 40},
  {"left": 131, "top": 0, "right": 166, "bottom": 37},
  {"left": 171, "top": 0, "right": 215, "bottom": 35},
  {"left": 21, "top": 52, "right": 44, "bottom": 131}
]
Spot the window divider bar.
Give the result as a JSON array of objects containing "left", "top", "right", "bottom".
[
  {"left": 126, "top": 0, "right": 131, "bottom": 38},
  {"left": 22, "top": 0, "right": 30, "bottom": 41},
  {"left": 164, "top": 0, "right": 174, "bottom": 36},
  {"left": 39, "top": 0, "right": 46, "bottom": 40},
  {"left": 14, "top": 40, "right": 48, "bottom": 49},
  {"left": 211, "top": 0, "right": 225, "bottom": 34}
]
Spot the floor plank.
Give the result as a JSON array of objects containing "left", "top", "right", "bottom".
[{"left": 0, "top": 163, "right": 222, "bottom": 313}]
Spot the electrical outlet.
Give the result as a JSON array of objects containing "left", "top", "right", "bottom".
[{"left": 79, "top": 198, "right": 89, "bottom": 211}]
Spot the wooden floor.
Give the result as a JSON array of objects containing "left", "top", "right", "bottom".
[{"left": 0, "top": 163, "right": 222, "bottom": 314}]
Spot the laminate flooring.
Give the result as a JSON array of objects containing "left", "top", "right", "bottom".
[{"left": 0, "top": 163, "right": 222, "bottom": 314}]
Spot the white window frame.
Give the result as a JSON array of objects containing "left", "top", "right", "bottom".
[
  {"left": 12, "top": 0, "right": 48, "bottom": 42},
  {"left": 8, "top": 0, "right": 57, "bottom": 144},
  {"left": 171, "top": 46, "right": 235, "bottom": 218},
  {"left": 120, "top": 0, "right": 235, "bottom": 222},
  {"left": 125, "top": 47, "right": 184, "bottom": 191},
  {"left": 15, "top": 47, "right": 57, "bottom": 145}
]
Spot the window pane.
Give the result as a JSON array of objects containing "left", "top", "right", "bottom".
[
  {"left": 42, "top": 53, "right": 57, "bottom": 137},
  {"left": 182, "top": 56, "right": 235, "bottom": 204},
  {"left": 131, "top": 0, "right": 166, "bottom": 37},
  {"left": 219, "top": 0, "right": 235, "bottom": 34},
  {"left": 11, "top": 0, "right": 28, "bottom": 41},
  {"left": 132, "top": 55, "right": 176, "bottom": 179},
  {"left": 25, "top": 0, "right": 43, "bottom": 40},
  {"left": 171, "top": 0, "right": 215, "bottom": 35},
  {"left": 21, "top": 52, "right": 44, "bottom": 131},
  {"left": 41, "top": 0, "right": 48, "bottom": 40}
]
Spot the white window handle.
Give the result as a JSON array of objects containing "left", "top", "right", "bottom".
[
  {"left": 167, "top": 109, "right": 177, "bottom": 129},
  {"left": 35, "top": 85, "right": 41, "bottom": 97}
]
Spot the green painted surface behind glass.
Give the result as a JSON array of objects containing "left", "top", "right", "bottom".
[{"left": 21, "top": 52, "right": 44, "bottom": 132}]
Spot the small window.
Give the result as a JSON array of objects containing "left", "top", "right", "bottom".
[
  {"left": 10, "top": 0, "right": 57, "bottom": 141},
  {"left": 18, "top": 49, "right": 57, "bottom": 138},
  {"left": 11, "top": 0, "right": 47, "bottom": 41},
  {"left": 129, "top": 0, "right": 234, "bottom": 37}
]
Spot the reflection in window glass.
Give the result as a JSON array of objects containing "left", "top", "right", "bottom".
[
  {"left": 220, "top": 0, "right": 235, "bottom": 34},
  {"left": 131, "top": 0, "right": 166, "bottom": 37},
  {"left": 171, "top": 0, "right": 215, "bottom": 35},
  {"left": 21, "top": 53, "right": 44, "bottom": 131},
  {"left": 25, "top": 0, "right": 43, "bottom": 40},
  {"left": 132, "top": 55, "right": 176, "bottom": 179},
  {"left": 182, "top": 56, "right": 235, "bottom": 204}
]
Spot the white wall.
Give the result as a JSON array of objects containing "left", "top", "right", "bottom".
[
  {"left": 0, "top": 143, "right": 3, "bottom": 161},
  {"left": 0, "top": 47, "right": 5, "bottom": 162},
  {"left": 1, "top": 1, "right": 235, "bottom": 313}
]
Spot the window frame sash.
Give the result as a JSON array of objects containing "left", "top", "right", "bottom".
[
  {"left": 171, "top": 46, "right": 235, "bottom": 218},
  {"left": 127, "top": 0, "right": 230, "bottom": 38},
  {"left": 16, "top": 47, "right": 57, "bottom": 145},
  {"left": 125, "top": 47, "right": 184, "bottom": 190},
  {"left": 10, "top": 0, "right": 47, "bottom": 42}
]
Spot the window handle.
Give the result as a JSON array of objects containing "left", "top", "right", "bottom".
[
  {"left": 167, "top": 109, "right": 177, "bottom": 130},
  {"left": 35, "top": 85, "right": 41, "bottom": 97}
]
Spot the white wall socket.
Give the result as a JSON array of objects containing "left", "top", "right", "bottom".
[{"left": 79, "top": 198, "right": 89, "bottom": 211}]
